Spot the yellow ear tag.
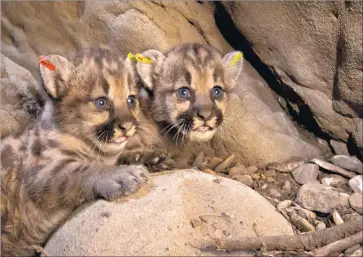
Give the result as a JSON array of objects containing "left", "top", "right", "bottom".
[
  {"left": 127, "top": 52, "right": 135, "bottom": 60},
  {"left": 230, "top": 52, "right": 243, "bottom": 67},
  {"left": 135, "top": 53, "right": 152, "bottom": 64}
]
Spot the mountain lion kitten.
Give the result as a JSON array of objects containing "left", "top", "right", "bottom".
[
  {"left": 136, "top": 43, "right": 243, "bottom": 143},
  {"left": 1, "top": 49, "right": 151, "bottom": 256}
]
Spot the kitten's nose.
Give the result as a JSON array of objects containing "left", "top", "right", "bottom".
[
  {"left": 117, "top": 121, "right": 134, "bottom": 132},
  {"left": 196, "top": 108, "right": 213, "bottom": 120}
]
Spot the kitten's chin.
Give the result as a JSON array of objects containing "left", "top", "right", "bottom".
[{"left": 187, "top": 129, "right": 216, "bottom": 142}]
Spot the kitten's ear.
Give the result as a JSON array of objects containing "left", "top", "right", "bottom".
[
  {"left": 135, "top": 50, "right": 165, "bottom": 90},
  {"left": 39, "top": 55, "right": 74, "bottom": 98},
  {"left": 222, "top": 51, "right": 244, "bottom": 88}
]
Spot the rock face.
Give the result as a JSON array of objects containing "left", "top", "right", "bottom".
[
  {"left": 0, "top": 55, "right": 43, "bottom": 138},
  {"left": 1, "top": 1, "right": 324, "bottom": 166},
  {"left": 222, "top": 1, "right": 363, "bottom": 155},
  {"left": 1, "top": 1, "right": 231, "bottom": 80},
  {"left": 44, "top": 170, "right": 294, "bottom": 256},
  {"left": 296, "top": 182, "right": 341, "bottom": 213}
]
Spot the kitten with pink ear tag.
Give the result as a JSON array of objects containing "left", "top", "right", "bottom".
[{"left": 1, "top": 48, "right": 154, "bottom": 256}]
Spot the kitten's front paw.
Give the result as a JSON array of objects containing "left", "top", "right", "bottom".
[
  {"left": 145, "top": 152, "right": 176, "bottom": 172},
  {"left": 94, "top": 165, "right": 149, "bottom": 200}
]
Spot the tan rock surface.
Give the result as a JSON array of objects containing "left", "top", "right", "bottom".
[
  {"left": 222, "top": 1, "right": 363, "bottom": 147},
  {"left": 0, "top": 54, "right": 42, "bottom": 137},
  {"left": 1, "top": 1, "right": 231, "bottom": 80},
  {"left": 44, "top": 170, "right": 294, "bottom": 256}
]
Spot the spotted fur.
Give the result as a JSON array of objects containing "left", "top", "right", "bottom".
[
  {"left": 136, "top": 43, "right": 243, "bottom": 143},
  {"left": 1, "top": 48, "right": 157, "bottom": 256}
]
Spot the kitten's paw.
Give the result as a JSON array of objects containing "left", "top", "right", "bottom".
[
  {"left": 145, "top": 152, "right": 176, "bottom": 172},
  {"left": 95, "top": 165, "right": 149, "bottom": 200}
]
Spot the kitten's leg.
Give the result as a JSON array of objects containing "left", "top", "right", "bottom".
[{"left": 24, "top": 160, "right": 149, "bottom": 207}]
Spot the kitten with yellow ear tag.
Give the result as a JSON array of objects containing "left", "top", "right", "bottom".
[{"left": 136, "top": 43, "right": 243, "bottom": 144}]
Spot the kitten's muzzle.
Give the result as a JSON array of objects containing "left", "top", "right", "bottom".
[
  {"left": 193, "top": 125, "right": 213, "bottom": 132},
  {"left": 195, "top": 107, "right": 213, "bottom": 121},
  {"left": 117, "top": 121, "right": 133, "bottom": 133},
  {"left": 112, "top": 136, "right": 127, "bottom": 144}
]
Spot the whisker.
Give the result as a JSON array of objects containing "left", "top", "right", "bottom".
[
  {"left": 159, "top": 122, "right": 175, "bottom": 135},
  {"left": 137, "top": 125, "right": 151, "bottom": 145},
  {"left": 90, "top": 130, "right": 106, "bottom": 158},
  {"left": 174, "top": 124, "right": 184, "bottom": 148},
  {"left": 182, "top": 125, "right": 187, "bottom": 147},
  {"left": 147, "top": 107, "right": 163, "bottom": 116},
  {"left": 162, "top": 120, "right": 183, "bottom": 138},
  {"left": 138, "top": 130, "right": 149, "bottom": 146}
]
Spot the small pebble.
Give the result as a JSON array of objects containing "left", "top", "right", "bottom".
[
  {"left": 266, "top": 177, "right": 275, "bottom": 183},
  {"left": 233, "top": 175, "right": 253, "bottom": 187},
  {"left": 321, "top": 174, "right": 347, "bottom": 186},
  {"left": 285, "top": 207, "right": 293, "bottom": 213},
  {"left": 264, "top": 170, "right": 276, "bottom": 177},
  {"left": 294, "top": 207, "right": 316, "bottom": 223},
  {"left": 349, "top": 192, "right": 363, "bottom": 214},
  {"left": 203, "top": 169, "right": 216, "bottom": 175},
  {"left": 192, "top": 152, "right": 204, "bottom": 168},
  {"left": 251, "top": 173, "right": 260, "bottom": 180},
  {"left": 229, "top": 165, "right": 248, "bottom": 177},
  {"left": 296, "top": 182, "right": 341, "bottom": 213},
  {"left": 330, "top": 155, "right": 362, "bottom": 174},
  {"left": 331, "top": 209, "right": 344, "bottom": 225},
  {"left": 315, "top": 221, "right": 326, "bottom": 231},
  {"left": 214, "top": 154, "right": 235, "bottom": 173},
  {"left": 312, "top": 158, "right": 355, "bottom": 178},
  {"left": 349, "top": 175, "right": 363, "bottom": 194},
  {"left": 339, "top": 193, "right": 350, "bottom": 207},
  {"left": 290, "top": 212, "right": 315, "bottom": 232},
  {"left": 291, "top": 163, "right": 319, "bottom": 185},
  {"left": 277, "top": 200, "right": 292, "bottom": 211},
  {"left": 199, "top": 160, "right": 208, "bottom": 170},
  {"left": 207, "top": 157, "right": 223, "bottom": 169},
  {"left": 261, "top": 183, "right": 268, "bottom": 190},
  {"left": 246, "top": 166, "right": 258, "bottom": 174},
  {"left": 296, "top": 209, "right": 308, "bottom": 220},
  {"left": 282, "top": 180, "right": 292, "bottom": 193},
  {"left": 269, "top": 188, "right": 281, "bottom": 198}
]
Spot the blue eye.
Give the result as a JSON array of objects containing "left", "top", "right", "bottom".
[
  {"left": 211, "top": 86, "right": 224, "bottom": 99},
  {"left": 127, "top": 95, "right": 137, "bottom": 107},
  {"left": 177, "top": 87, "right": 191, "bottom": 100},
  {"left": 95, "top": 97, "right": 108, "bottom": 109}
]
